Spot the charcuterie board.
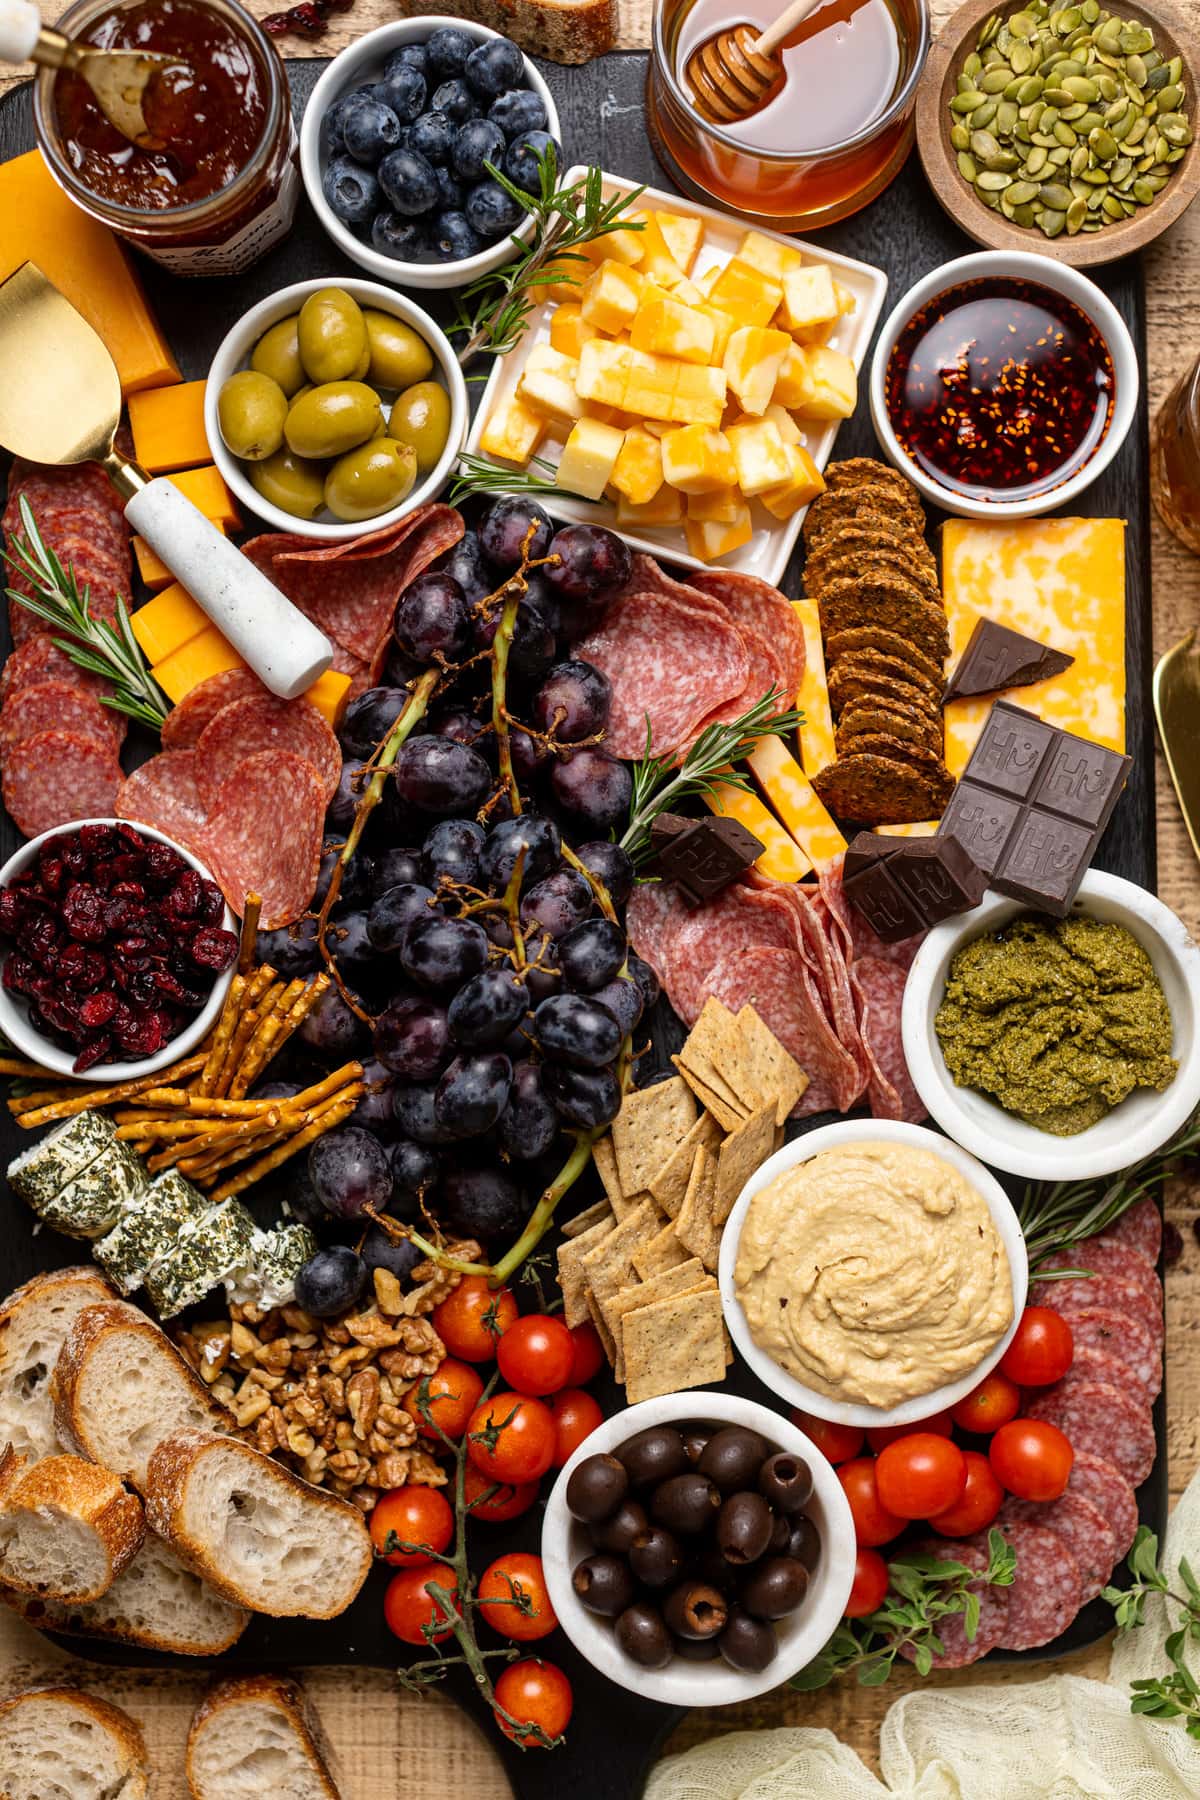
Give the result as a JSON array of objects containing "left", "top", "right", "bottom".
[{"left": 0, "top": 46, "right": 1168, "bottom": 1800}]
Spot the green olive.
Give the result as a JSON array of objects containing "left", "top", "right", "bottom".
[
  {"left": 297, "top": 286, "right": 368, "bottom": 385},
  {"left": 250, "top": 316, "right": 306, "bottom": 397},
  {"left": 285, "top": 381, "right": 384, "bottom": 459},
  {"left": 249, "top": 446, "right": 326, "bottom": 519},
  {"left": 217, "top": 369, "right": 288, "bottom": 462},
  {"left": 363, "top": 309, "right": 433, "bottom": 390},
  {"left": 324, "top": 439, "right": 417, "bottom": 522},
  {"left": 387, "top": 381, "right": 451, "bottom": 474},
  {"left": 350, "top": 342, "right": 371, "bottom": 381}
]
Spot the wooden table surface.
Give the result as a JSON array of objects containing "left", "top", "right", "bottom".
[{"left": 4, "top": 1, "right": 1200, "bottom": 1791}]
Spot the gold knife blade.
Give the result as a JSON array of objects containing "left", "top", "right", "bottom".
[{"left": 1153, "top": 629, "right": 1200, "bottom": 867}]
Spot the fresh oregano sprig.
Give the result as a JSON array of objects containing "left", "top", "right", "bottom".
[{"left": 1105, "top": 1525, "right": 1200, "bottom": 1737}]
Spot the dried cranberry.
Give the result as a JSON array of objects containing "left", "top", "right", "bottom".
[
  {"left": 78, "top": 823, "right": 117, "bottom": 858},
  {"left": 61, "top": 839, "right": 89, "bottom": 877},
  {"left": 36, "top": 854, "right": 65, "bottom": 894},
  {"left": 103, "top": 897, "right": 149, "bottom": 933},
  {"left": 61, "top": 886, "right": 107, "bottom": 943},
  {"left": 163, "top": 869, "right": 204, "bottom": 919},
  {"left": 2, "top": 953, "right": 36, "bottom": 994},
  {"left": 0, "top": 890, "right": 22, "bottom": 936},
  {"left": 99, "top": 854, "right": 145, "bottom": 887},
  {"left": 189, "top": 926, "right": 238, "bottom": 972},
  {"left": 144, "top": 841, "right": 187, "bottom": 887},
  {"left": 79, "top": 992, "right": 119, "bottom": 1029},
  {"left": 19, "top": 915, "right": 62, "bottom": 969},
  {"left": 74, "top": 1034, "right": 113, "bottom": 1073},
  {"left": 152, "top": 969, "right": 208, "bottom": 1006},
  {"left": 117, "top": 1008, "right": 172, "bottom": 1056},
  {"left": 197, "top": 880, "right": 225, "bottom": 924}
]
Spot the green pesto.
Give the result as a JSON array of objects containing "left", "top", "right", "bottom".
[{"left": 934, "top": 914, "right": 1178, "bottom": 1135}]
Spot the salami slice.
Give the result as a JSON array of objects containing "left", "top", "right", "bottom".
[
  {"left": 0, "top": 633, "right": 107, "bottom": 706},
  {"left": 691, "top": 569, "right": 806, "bottom": 703},
  {"left": 1032, "top": 1273, "right": 1163, "bottom": 1349},
  {"left": 0, "top": 679, "right": 123, "bottom": 753},
  {"left": 194, "top": 695, "right": 342, "bottom": 808},
  {"left": 160, "top": 670, "right": 269, "bottom": 751},
  {"left": 899, "top": 1536, "right": 1010, "bottom": 1668},
  {"left": 701, "top": 945, "right": 847, "bottom": 1118},
  {"left": 745, "top": 874, "right": 866, "bottom": 1110},
  {"left": 5, "top": 460, "right": 131, "bottom": 647},
  {"left": 1036, "top": 1238, "right": 1158, "bottom": 1309},
  {"left": 1067, "top": 1451, "right": 1139, "bottom": 1561},
  {"left": 1, "top": 730, "right": 122, "bottom": 837},
  {"left": 993, "top": 1520, "right": 1083, "bottom": 1650},
  {"left": 197, "top": 751, "right": 325, "bottom": 929},
  {"left": 627, "top": 880, "right": 687, "bottom": 989},
  {"left": 1052, "top": 1306, "right": 1161, "bottom": 1402},
  {"left": 695, "top": 618, "right": 787, "bottom": 729},
  {"left": 1097, "top": 1196, "right": 1162, "bottom": 1265},
  {"left": 1061, "top": 1342, "right": 1154, "bottom": 1408},
  {"left": 115, "top": 752, "right": 209, "bottom": 854},
  {"left": 853, "top": 953, "right": 926, "bottom": 1123},
  {"left": 1025, "top": 1377, "right": 1155, "bottom": 1488},
  {"left": 999, "top": 1491, "right": 1117, "bottom": 1605},
  {"left": 665, "top": 883, "right": 794, "bottom": 1024}
]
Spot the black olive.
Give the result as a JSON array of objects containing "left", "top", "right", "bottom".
[
  {"left": 758, "top": 1451, "right": 814, "bottom": 1515},
  {"left": 694, "top": 1544, "right": 742, "bottom": 1593},
  {"left": 717, "top": 1490, "right": 774, "bottom": 1565},
  {"left": 591, "top": 1498, "right": 648, "bottom": 1554},
  {"left": 663, "top": 1579, "right": 728, "bottom": 1640},
  {"left": 615, "top": 1602, "right": 673, "bottom": 1668},
  {"left": 681, "top": 1426, "right": 711, "bottom": 1466},
  {"left": 698, "top": 1425, "right": 770, "bottom": 1494},
  {"left": 740, "top": 1555, "right": 810, "bottom": 1620},
  {"left": 572, "top": 1553, "right": 635, "bottom": 1618},
  {"left": 673, "top": 1631, "right": 721, "bottom": 1661},
  {"left": 566, "top": 1452, "right": 629, "bottom": 1523},
  {"left": 719, "top": 1604, "right": 778, "bottom": 1673},
  {"left": 618, "top": 1424, "right": 689, "bottom": 1488},
  {"left": 629, "top": 1525, "right": 685, "bottom": 1588},
  {"left": 649, "top": 1471, "right": 722, "bottom": 1535},
  {"left": 768, "top": 1511, "right": 792, "bottom": 1555},
  {"left": 787, "top": 1514, "right": 822, "bottom": 1572}
]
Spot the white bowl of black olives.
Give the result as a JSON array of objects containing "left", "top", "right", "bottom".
[
  {"left": 299, "top": 17, "right": 562, "bottom": 289},
  {"left": 541, "top": 1393, "right": 856, "bottom": 1704}
]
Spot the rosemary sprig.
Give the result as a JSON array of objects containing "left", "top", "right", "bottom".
[
  {"left": 618, "top": 690, "right": 804, "bottom": 865},
  {"left": 3, "top": 497, "right": 168, "bottom": 730},
  {"left": 450, "top": 452, "right": 589, "bottom": 507},
  {"left": 1105, "top": 1526, "right": 1200, "bottom": 1738},
  {"left": 452, "top": 149, "right": 644, "bottom": 366}
]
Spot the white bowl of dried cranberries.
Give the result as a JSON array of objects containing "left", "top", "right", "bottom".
[{"left": 0, "top": 819, "right": 238, "bottom": 1082}]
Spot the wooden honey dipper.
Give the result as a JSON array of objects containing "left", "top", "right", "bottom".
[{"left": 686, "top": 0, "right": 823, "bottom": 124}]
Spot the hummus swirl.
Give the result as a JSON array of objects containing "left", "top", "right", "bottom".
[{"left": 733, "top": 1141, "right": 1013, "bottom": 1409}]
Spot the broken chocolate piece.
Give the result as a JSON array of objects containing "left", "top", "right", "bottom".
[
  {"left": 843, "top": 860, "right": 925, "bottom": 942},
  {"left": 652, "top": 815, "right": 764, "bottom": 906},
  {"left": 649, "top": 813, "right": 694, "bottom": 854},
  {"left": 943, "top": 619, "right": 1075, "bottom": 706},
  {"left": 843, "top": 833, "right": 986, "bottom": 942}
]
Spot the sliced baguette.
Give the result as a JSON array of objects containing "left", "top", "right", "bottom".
[
  {"left": 145, "top": 1429, "right": 373, "bottom": 1619},
  {"left": 0, "top": 1266, "right": 119, "bottom": 1462},
  {"left": 0, "top": 1526, "right": 250, "bottom": 1656},
  {"left": 0, "top": 1445, "right": 144, "bottom": 1603},
  {"left": 0, "top": 1686, "right": 149, "bottom": 1800},
  {"left": 187, "top": 1675, "right": 343, "bottom": 1800},
  {"left": 52, "top": 1301, "right": 232, "bottom": 1490},
  {"left": 394, "top": 0, "right": 617, "bottom": 62}
]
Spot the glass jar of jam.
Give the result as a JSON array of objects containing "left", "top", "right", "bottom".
[
  {"left": 34, "top": 0, "right": 299, "bottom": 276},
  {"left": 1151, "top": 354, "right": 1200, "bottom": 557}
]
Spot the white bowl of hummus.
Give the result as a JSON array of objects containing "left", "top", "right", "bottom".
[
  {"left": 902, "top": 871, "right": 1200, "bottom": 1183},
  {"left": 718, "top": 1121, "right": 1027, "bottom": 1429}
]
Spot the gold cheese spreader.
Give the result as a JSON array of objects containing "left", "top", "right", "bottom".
[
  {"left": 0, "top": 262, "right": 332, "bottom": 700},
  {"left": 0, "top": 0, "right": 190, "bottom": 149},
  {"left": 1153, "top": 630, "right": 1200, "bottom": 867}
]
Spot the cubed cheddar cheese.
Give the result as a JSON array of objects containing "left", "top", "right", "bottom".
[
  {"left": 167, "top": 466, "right": 241, "bottom": 532},
  {"left": 759, "top": 444, "right": 825, "bottom": 520},
  {"left": 550, "top": 303, "right": 598, "bottom": 360},
  {"left": 151, "top": 626, "right": 246, "bottom": 703},
  {"left": 517, "top": 345, "right": 585, "bottom": 425},
  {"left": 763, "top": 403, "right": 802, "bottom": 445},
  {"left": 833, "top": 278, "right": 857, "bottom": 316},
  {"left": 685, "top": 508, "right": 752, "bottom": 562},
  {"left": 727, "top": 419, "right": 791, "bottom": 497},
  {"left": 581, "top": 260, "right": 644, "bottom": 335},
  {"left": 577, "top": 341, "right": 725, "bottom": 428},
  {"left": 794, "top": 346, "right": 857, "bottom": 420},
  {"left": 790, "top": 598, "right": 837, "bottom": 776},
  {"left": 723, "top": 326, "right": 792, "bottom": 416},
  {"left": 707, "top": 258, "right": 784, "bottom": 328},
  {"left": 610, "top": 426, "right": 664, "bottom": 505},
  {"left": 697, "top": 303, "right": 735, "bottom": 365},
  {"left": 587, "top": 220, "right": 647, "bottom": 267},
  {"left": 747, "top": 736, "right": 846, "bottom": 869},
  {"left": 127, "top": 379, "right": 210, "bottom": 473},
  {"left": 737, "top": 229, "right": 806, "bottom": 283},
  {"left": 480, "top": 395, "right": 546, "bottom": 464},
  {"left": 940, "top": 517, "right": 1126, "bottom": 775},
  {"left": 778, "top": 266, "right": 838, "bottom": 338},
  {"left": 615, "top": 487, "right": 684, "bottom": 529},
  {"left": 620, "top": 213, "right": 687, "bottom": 286},
  {"left": 661, "top": 272, "right": 706, "bottom": 306},
  {"left": 303, "top": 669, "right": 353, "bottom": 728},
  {"left": 772, "top": 342, "right": 813, "bottom": 411},
  {"left": 131, "top": 582, "right": 209, "bottom": 664},
  {"left": 556, "top": 417, "right": 626, "bottom": 500},
  {"left": 704, "top": 779, "right": 812, "bottom": 881},
  {"left": 657, "top": 211, "right": 703, "bottom": 273},
  {"left": 631, "top": 293, "right": 715, "bottom": 365},
  {"left": 687, "top": 485, "right": 743, "bottom": 524},
  {"left": 134, "top": 525, "right": 225, "bottom": 593},
  {"left": 660, "top": 425, "right": 736, "bottom": 495}
]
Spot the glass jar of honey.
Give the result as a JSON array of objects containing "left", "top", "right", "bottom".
[
  {"left": 1151, "top": 354, "right": 1200, "bottom": 557},
  {"left": 647, "top": 0, "right": 929, "bottom": 230},
  {"left": 34, "top": 0, "right": 299, "bottom": 276}
]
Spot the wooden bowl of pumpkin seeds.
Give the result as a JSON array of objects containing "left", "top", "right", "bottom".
[{"left": 916, "top": 0, "right": 1200, "bottom": 264}]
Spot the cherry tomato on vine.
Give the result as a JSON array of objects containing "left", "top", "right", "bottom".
[
  {"left": 432, "top": 1276, "right": 518, "bottom": 1362},
  {"left": 790, "top": 1410, "right": 864, "bottom": 1465},
  {"left": 1000, "top": 1307, "right": 1074, "bottom": 1387},
  {"left": 951, "top": 1372, "right": 1021, "bottom": 1436},
  {"left": 837, "top": 1457, "right": 904, "bottom": 1547},
  {"left": 404, "top": 1358, "right": 484, "bottom": 1439},
  {"left": 468, "top": 1391, "right": 557, "bottom": 1485},
  {"left": 989, "top": 1418, "right": 1073, "bottom": 1501},
  {"left": 548, "top": 1388, "right": 604, "bottom": 1465},
  {"left": 494, "top": 1658, "right": 573, "bottom": 1745},
  {"left": 875, "top": 1433, "right": 967, "bottom": 1520},
  {"left": 926, "top": 1449, "right": 1004, "bottom": 1537},
  {"left": 369, "top": 1484, "right": 453, "bottom": 1567},
  {"left": 478, "top": 1551, "right": 558, "bottom": 1642},
  {"left": 463, "top": 1463, "right": 539, "bottom": 1522},
  {"left": 382, "top": 1565, "right": 459, "bottom": 1645},
  {"left": 497, "top": 1313, "right": 576, "bottom": 1396},
  {"left": 866, "top": 1408, "right": 953, "bottom": 1451},
  {"left": 844, "top": 1547, "right": 890, "bottom": 1618},
  {"left": 566, "top": 1320, "right": 605, "bottom": 1387}
]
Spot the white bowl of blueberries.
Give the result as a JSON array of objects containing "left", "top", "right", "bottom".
[{"left": 299, "top": 17, "right": 562, "bottom": 289}]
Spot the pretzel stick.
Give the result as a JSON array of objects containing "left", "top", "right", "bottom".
[
  {"left": 208, "top": 1091, "right": 361, "bottom": 1202},
  {"left": 241, "top": 971, "right": 331, "bottom": 1085},
  {"left": 198, "top": 974, "right": 246, "bottom": 1097},
  {"left": 0, "top": 1058, "right": 48, "bottom": 1078},
  {"left": 145, "top": 1106, "right": 286, "bottom": 1174},
  {"left": 180, "top": 1111, "right": 306, "bottom": 1178},
  {"left": 238, "top": 894, "right": 263, "bottom": 973},
  {"left": 13, "top": 1056, "right": 209, "bottom": 1127},
  {"left": 201, "top": 965, "right": 278, "bottom": 1097},
  {"left": 226, "top": 978, "right": 307, "bottom": 1100},
  {"left": 213, "top": 979, "right": 285, "bottom": 1099},
  {"left": 135, "top": 1091, "right": 287, "bottom": 1119},
  {"left": 289, "top": 1063, "right": 365, "bottom": 1111}
]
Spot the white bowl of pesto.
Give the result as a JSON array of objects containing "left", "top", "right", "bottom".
[
  {"left": 717, "top": 1120, "right": 1027, "bottom": 1430},
  {"left": 902, "top": 870, "right": 1200, "bottom": 1184}
]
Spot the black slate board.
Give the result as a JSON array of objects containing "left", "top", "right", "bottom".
[{"left": 0, "top": 50, "right": 1163, "bottom": 1800}]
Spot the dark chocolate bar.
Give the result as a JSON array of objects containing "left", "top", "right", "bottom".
[
  {"left": 842, "top": 833, "right": 985, "bottom": 943},
  {"left": 652, "top": 814, "right": 764, "bottom": 906},
  {"left": 943, "top": 619, "right": 1075, "bottom": 705}
]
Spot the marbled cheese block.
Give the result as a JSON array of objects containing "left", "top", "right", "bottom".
[
  {"left": 748, "top": 736, "right": 847, "bottom": 871},
  {"left": 704, "top": 779, "right": 812, "bottom": 882},
  {"left": 790, "top": 598, "right": 837, "bottom": 776}
]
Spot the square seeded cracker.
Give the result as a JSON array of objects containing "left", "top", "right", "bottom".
[
  {"left": 715, "top": 1105, "right": 778, "bottom": 1226},
  {"left": 601, "top": 1257, "right": 709, "bottom": 1382},
  {"left": 557, "top": 1215, "right": 616, "bottom": 1328},
  {"left": 725, "top": 1004, "right": 810, "bottom": 1125},
  {"left": 648, "top": 1111, "right": 723, "bottom": 1219},
  {"left": 578, "top": 1199, "right": 665, "bottom": 1312},
  {"left": 592, "top": 1135, "right": 635, "bottom": 1221},
  {"left": 675, "top": 1147, "right": 722, "bottom": 1274},
  {"left": 671, "top": 1059, "right": 747, "bottom": 1133},
  {"left": 611, "top": 1078, "right": 697, "bottom": 1195},
  {"left": 560, "top": 1199, "right": 613, "bottom": 1239},
  {"left": 623, "top": 1285, "right": 728, "bottom": 1404},
  {"left": 632, "top": 1221, "right": 692, "bottom": 1281}
]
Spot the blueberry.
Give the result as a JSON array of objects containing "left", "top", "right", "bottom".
[
  {"left": 385, "top": 43, "right": 428, "bottom": 81},
  {"left": 371, "top": 211, "right": 433, "bottom": 260},
  {"left": 410, "top": 109, "right": 453, "bottom": 165},
  {"left": 322, "top": 155, "right": 380, "bottom": 227},
  {"left": 432, "top": 77, "right": 480, "bottom": 124},
  {"left": 465, "top": 178, "right": 525, "bottom": 240},
  {"left": 489, "top": 88, "right": 547, "bottom": 138},
  {"left": 372, "top": 63, "right": 426, "bottom": 122},
  {"left": 379, "top": 146, "right": 440, "bottom": 216},
  {"left": 505, "top": 129, "right": 559, "bottom": 194},
  {"left": 465, "top": 36, "right": 525, "bottom": 100},
  {"left": 452, "top": 117, "right": 506, "bottom": 182},
  {"left": 431, "top": 210, "right": 484, "bottom": 262},
  {"left": 322, "top": 91, "right": 358, "bottom": 152},
  {"left": 426, "top": 25, "right": 473, "bottom": 82},
  {"left": 343, "top": 98, "right": 401, "bottom": 166},
  {"left": 433, "top": 166, "right": 464, "bottom": 211}
]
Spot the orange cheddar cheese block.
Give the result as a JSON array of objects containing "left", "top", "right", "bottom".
[
  {"left": 128, "top": 380, "right": 211, "bottom": 473},
  {"left": 746, "top": 736, "right": 846, "bottom": 871},
  {"left": 789, "top": 599, "right": 836, "bottom": 775},
  {"left": 151, "top": 626, "right": 245, "bottom": 703},
  {"left": 137, "top": 590, "right": 351, "bottom": 727},
  {"left": 0, "top": 152, "right": 178, "bottom": 397},
  {"left": 166, "top": 466, "right": 242, "bottom": 532},
  {"left": 131, "top": 581, "right": 209, "bottom": 664},
  {"left": 304, "top": 668, "right": 353, "bottom": 728},
  {"left": 134, "top": 524, "right": 226, "bottom": 592},
  {"left": 871, "top": 821, "right": 939, "bottom": 838},
  {"left": 704, "top": 778, "right": 811, "bottom": 882},
  {"left": 941, "top": 517, "right": 1126, "bottom": 776}
]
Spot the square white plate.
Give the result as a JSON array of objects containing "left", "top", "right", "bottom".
[{"left": 464, "top": 168, "right": 889, "bottom": 585}]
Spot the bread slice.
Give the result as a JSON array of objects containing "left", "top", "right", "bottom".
[
  {"left": 0, "top": 1266, "right": 118, "bottom": 1461},
  {"left": 52, "top": 1301, "right": 232, "bottom": 1490},
  {"left": 0, "top": 1446, "right": 144, "bottom": 1604},
  {"left": 395, "top": 0, "right": 618, "bottom": 62},
  {"left": 0, "top": 1686, "right": 149, "bottom": 1800},
  {"left": 0, "top": 1526, "right": 250, "bottom": 1656},
  {"left": 187, "top": 1675, "right": 343, "bottom": 1799},
  {"left": 145, "top": 1430, "right": 373, "bottom": 1619}
]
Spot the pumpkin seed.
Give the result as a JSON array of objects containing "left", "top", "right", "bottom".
[
  {"left": 971, "top": 127, "right": 1002, "bottom": 158},
  {"left": 952, "top": 91, "right": 987, "bottom": 112},
  {"left": 1066, "top": 195, "right": 1088, "bottom": 230},
  {"left": 1060, "top": 101, "right": 1088, "bottom": 120},
  {"left": 1156, "top": 83, "right": 1183, "bottom": 114},
  {"left": 981, "top": 65, "right": 1014, "bottom": 92},
  {"left": 1009, "top": 9, "right": 1036, "bottom": 35},
  {"left": 972, "top": 99, "right": 999, "bottom": 126},
  {"left": 1007, "top": 178, "right": 1041, "bottom": 203},
  {"left": 1031, "top": 129, "right": 1059, "bottom": 146},
  {"left": 1027, "top": 100, "right": 1047, "bottom": 127},
  {"left": 977, "top": 169, "right": 1015, "bottom": 189},
  {"left": 1081, "top": 0, "right": 1099, "bottom": 19},
  {"left": 1012, "top": 201, "right": 1039, "bottom": 224},
  {"left": 1038, "top": 207, "right": 1067, "bottom": 235},
  {"left": 1125, "top": 52, "right": 1147, "bottom": 87},
  {"left": 1037, "top": 180, "right": 1074, "bottom": 208},
  {"left": 1089, "top": 126, "right": 1118, "bottom": 159},
  {"left": 1024, "top": 144, "right": 1049, "bottom": 173},
  {"left": 1043, "top": 85, "right": 1071, "bottom": 105},
  {"left": 951, "top": 122, "right": 971, "bottom": 150},
  {"left": 1054, "top": 120, "right": 1078, "bottom": 144},
  {"left": 1017, "top": 74, "right": 1045, "bottom": 103},
  {"left": 1096, "top": 74, "right": 1119, "bottom": 101},
  {"left": 1048, "top": 145, "right": 1071, "bottom": 164},
  {"left": 1101, "top": 191, "right": 1125, "bottom": 218},
  {"left": 997, "top": 99, "right": 1020, "bottom": 133},
  {"left": 1010, "top": 43, "right": 1035, "bottom": 73},
  {"left": 958, "top": 151, "right": 980, "bottom": 180},
  {"left": 964, "top": 50, "right": 983, "bottom": 78},
  {"left": 1070, "top": 143, "right": 1090, "bottom": 174},
  {"left": 1160, "top": 113, "right": 1193, "bottom": 145},
  {"left": 1081, "top": 164, "right": 1110, "bottom": 182}
]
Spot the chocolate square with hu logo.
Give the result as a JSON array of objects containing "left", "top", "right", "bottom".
[
  {"left": 969, "top": 702, "right": 1057, "bottom": 799},
  {"left": 997, "top": 814, "right": 1097, "bottom": 907},
  {"left": 937, "top": 783, "right": 1023, "bottom": 878},
  {"left": 1034, "top": 737, "right": 1133, "bottom": 828}
]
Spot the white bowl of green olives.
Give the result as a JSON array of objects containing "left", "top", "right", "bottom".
[
  {"left": 541, "top": 1392, "right": 856, "bottom": 1705},
  {"left": 205, "top": 278, "right": 468, "bottom": 542}
]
